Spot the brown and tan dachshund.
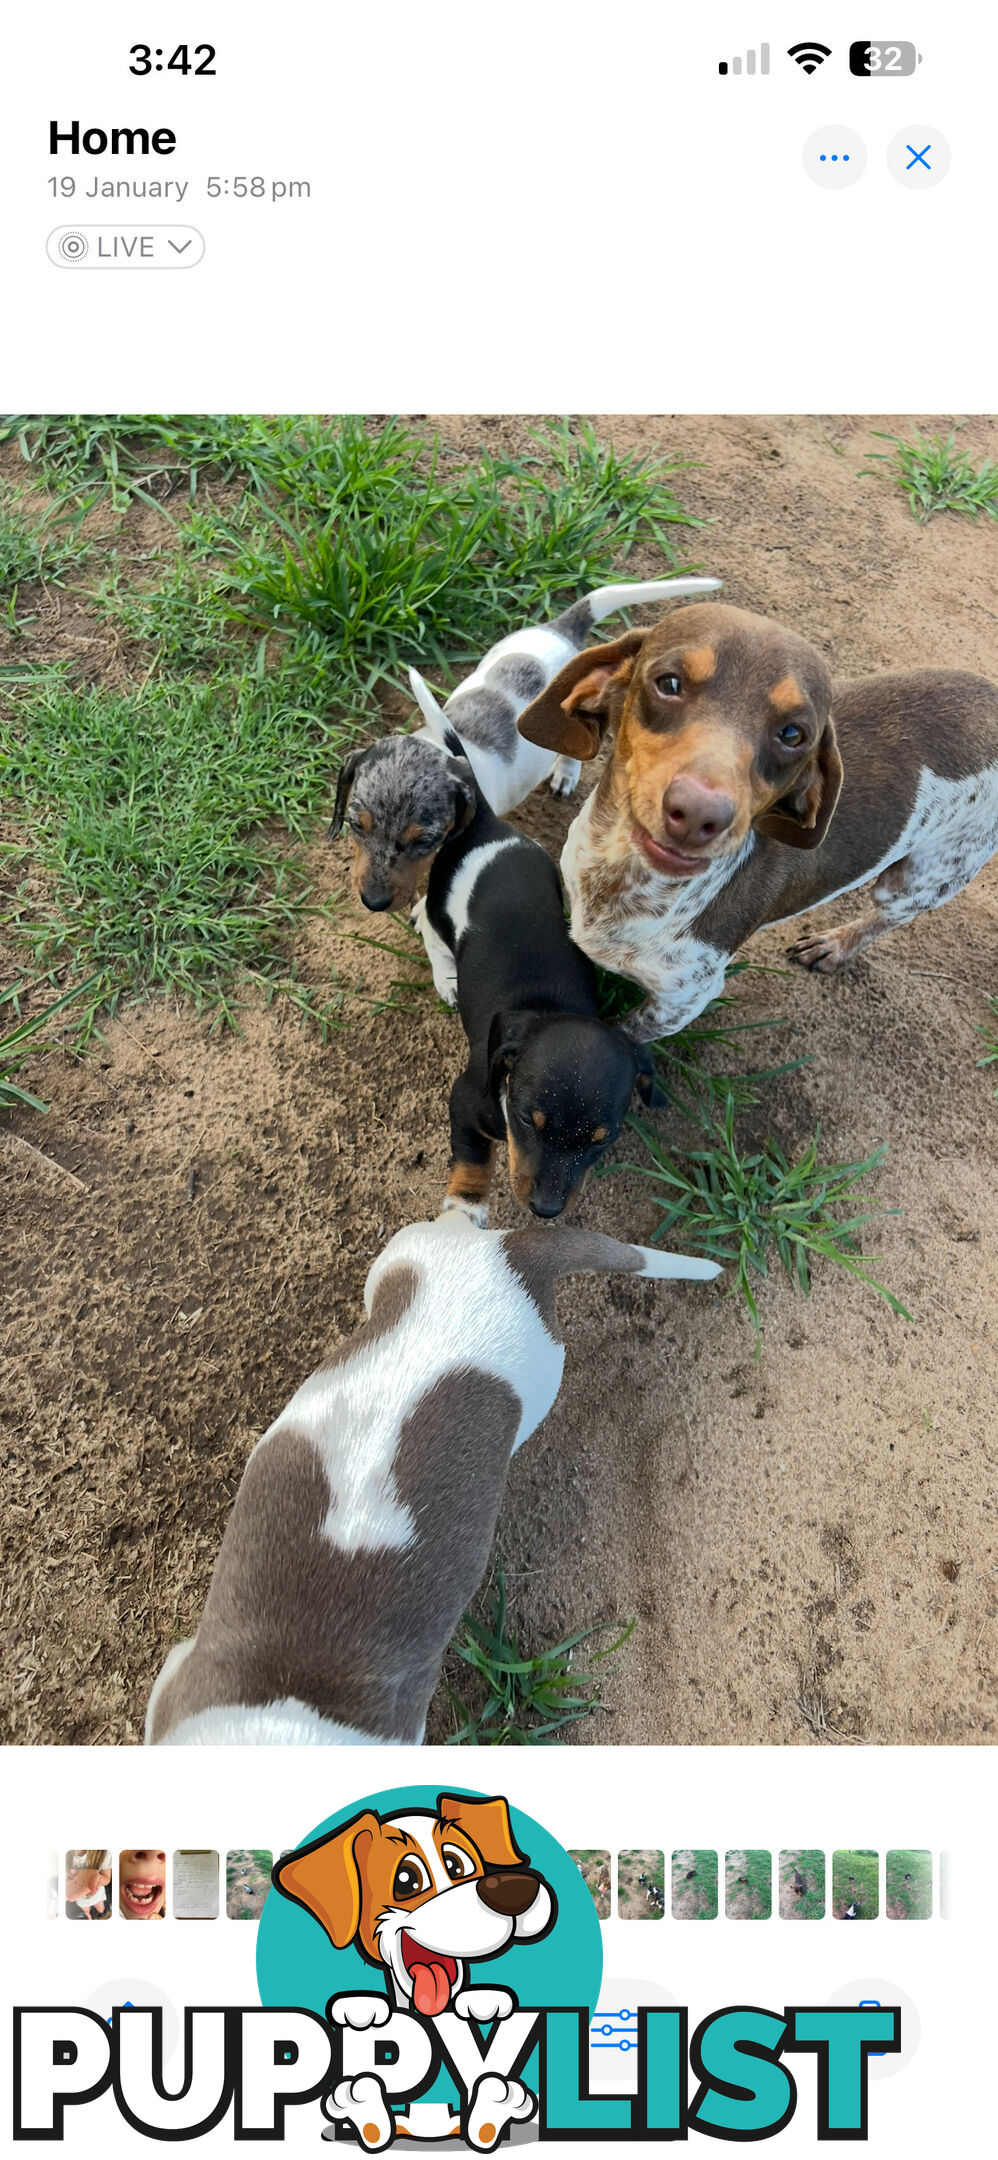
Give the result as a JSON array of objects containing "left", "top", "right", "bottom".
[{"left": 517, "top": 601, "right": 998, "bottom": 1038}]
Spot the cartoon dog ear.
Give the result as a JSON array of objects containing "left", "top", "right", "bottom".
[
  {"left": 327, "top": 748, "right": 368, "bottom": 839},
  {"left": 437, "top": 1794, "right": 527, "bottom": 1871},
  {"left": 273, "top": 1810, "right": 380, "bottom": 1948},
  {"left": 632, "top": 1043, "right": 669, "bottom": 1111},
  {"left": 487, "top": 1010, "right": 534, "bottom": 1094},
  {"left": 755, "top": 717, "right": 844, "bottom": 851},
  {"left": 516, "top": 630, "right": 647, "bottom": 762}
]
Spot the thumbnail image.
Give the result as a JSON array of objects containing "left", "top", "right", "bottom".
[
  {"left": 672, "top": 1851, "right": 718, "bottom": 1920},
  {"left": 46, "top": 1851, "right": 59, "bottom": 1919},
  {"left": 118, "top": 1850, "right": 167, "bottom": 1919},
  {"left": 173, "top": 1850, "right": 219, "bottom": 1920},
  {"left": 778, "top": 1849, "right": 825, "bottom": 1919},
  {"left": 886, "top": 1849, "right": 932, "bottom": 1918},
  {"left": 4, "top": 414, "right": 998, "bottom": 1753},
  {"left": 725, "top": 1849, "right": 771, "bottom": 1919},
  {"left": 570, "top": 1851, "right": 611, "bottom": 1920},
  {"left": 65, "top": 1849, "right": 111, "bottom": 1920},
  {"left": 832, "top": 1850, "right": 879, "bottom": 1920},
  {"left": 617, "top": 1850, "right": 665, "bottom": 1918},
  {"left": 226, "top": 1849, "right": 273, "bottom": 1919}
]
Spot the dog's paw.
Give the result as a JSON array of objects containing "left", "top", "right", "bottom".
[
  {"left": 787, "top": 929, "right": 848, "bottom": 974},
  {"left": 442, "top": 1194, "right": 489, "bottom": 1230},
  {"left": 328, "top": 1995, "right": 392, "bottom": 2031},
  {"left": 549, "top": 754, "right": 581, "bottom": 799},
  {"left": 467, "top": 2075, "right": 535, "bottom": 2151},
  {"left": 409, "top": 897, "right": 427, "bottom": 934},
  {"left": 326, "top": 2075, "right": 394, "bottom": 2149},
  {"left": 453, "top": 1987, "right": 515, "bottom": 2025},
  {"left": 432, "top": 968, "right": 459, "bottom": 1008}
]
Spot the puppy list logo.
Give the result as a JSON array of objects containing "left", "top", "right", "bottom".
[{"left": 13, "top": 1786, "right": 901, "bottom": 2143}]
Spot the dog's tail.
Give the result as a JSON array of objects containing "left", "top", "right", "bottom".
[
  {"left": 550, "top": 576, "right": 723, "bottom": 650},
  {"left": 503, "top": 1227, "right": 720, "bottom": 1329}
]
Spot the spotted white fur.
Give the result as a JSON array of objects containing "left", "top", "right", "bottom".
[{"left": 564, "top": 763, "right": 998, "bottom": 1037}]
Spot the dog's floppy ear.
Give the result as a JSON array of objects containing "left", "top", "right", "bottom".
[
  {"left": 517, "top": 631, "right": 647, "bottom": 762},
  {"left": 755, "top": 717, "right": 844, "bottom": 851},
  {"left": 487, "top": 1009, "right": 534, "bottom": 1094},
  {"left": 447, "top": 752, "right": 478, "bottom": 834},
  {"left": 272, "top": 1810, "right": 380, "bottom": 1947},
  {"left": 632, "top": 1042, "right": 669, "bottom": 1111},
  {"left": 328, "top": 747, "right": 367, "bottom": 839},
  {"left": 437, "top": 1793, "right": 527, "bottom": 1871}
]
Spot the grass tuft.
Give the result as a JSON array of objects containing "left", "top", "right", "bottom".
[
  {"left": 617, "top": 1090, "right": 911, "bottom": 1348},
  {"left": 976, "top": 997, "right": 998, "bottom": 1091},
  {"left": 445, "top": 1569, "right": 634, "bottom": 1745},
  {"left": 863, "top": 428, "right": 998, "bottom": 523},
  {"left": 0, "top": 974, "right": 101, "bottom": 1111}
]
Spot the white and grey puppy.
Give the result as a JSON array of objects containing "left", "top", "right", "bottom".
[
  {"left": 328, "top": 579, "right": 720, "bottom": 912},
  {"left": 145, "top": 1211, "right": 719, "bottom": 1748}
]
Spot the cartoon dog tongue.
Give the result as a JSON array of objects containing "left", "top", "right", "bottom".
[{"left": 411, "top": 1957, "right": 454, "bottom": 2017}]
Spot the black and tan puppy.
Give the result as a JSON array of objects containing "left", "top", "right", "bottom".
[{"left": 413, "top": 761, "right": 662, "bottom": 1221}]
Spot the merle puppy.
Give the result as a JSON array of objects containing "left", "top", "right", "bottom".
[{"left": 414, "top": 751, "right": 662, "bottom": 1222}]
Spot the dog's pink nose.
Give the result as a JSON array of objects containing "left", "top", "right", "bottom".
[
  {"left": 662, "top": 775, "right": 735, "bottom": 849},
  {"left": 477, "top": 1870, "right": 539, "bottom": 1916}
]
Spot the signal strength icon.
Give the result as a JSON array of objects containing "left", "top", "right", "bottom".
[
  {"left": 718, "top": 43, "right": 770, "bottom": 76},
  {"left": 788, "top": 41, "right": 832, "bottom": 74}
]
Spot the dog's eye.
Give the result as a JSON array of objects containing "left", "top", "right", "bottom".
[
  {"left": 776, "top": 722, "right": 805, "bottom": 747},
  {"left": 440, "top": 1844, "right": 477, "bottom": 1883},
  {"left": 654, "top": 673, "right": 682, "bottom": 698},
  {"left": 392, "top": 1857, "right": 430, "bottom": 1900}
]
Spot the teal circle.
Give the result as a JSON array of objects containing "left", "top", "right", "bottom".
[{"left": 257, "top": 1783, "right": 602, "bottom": 2024}]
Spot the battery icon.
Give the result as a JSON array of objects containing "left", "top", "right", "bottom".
[{"left": 849, "top": 40, "right": 922, "bottom": 75}]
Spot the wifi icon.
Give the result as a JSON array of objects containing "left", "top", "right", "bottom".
[{"left": 788, "top": 41, "right": 832, "bottom": 74}]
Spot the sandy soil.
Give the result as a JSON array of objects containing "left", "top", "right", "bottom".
[{"left": 3, "top": 414, "right": 998, "bottom": 1748}]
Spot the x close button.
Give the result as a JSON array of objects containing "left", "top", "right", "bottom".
[{"left": 886, "top": 126, "right": 951, "bottom": 188}]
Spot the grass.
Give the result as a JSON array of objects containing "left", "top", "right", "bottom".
[
  {"left": 614, "top": 1090, "right": 911, "bottom": 1349},
  {"left": 779, "top": 1849, "right": 825, "bottom": 1920},
  {"left": 885, "top": 1849, "right": 932, "bottom": 1920},
  {"left": 832, "top": 1849, "right": 879, "bottom": 1919},
  {"left": 671, "top": 1850, "right": 718, "bottom": 1920},
  {"left": 1, "top": 414, "right": 705, "bottom": 1031},
  {"left": 725, "top": 1848, "right": 772, "bottom": 1919},
  {"left": 863, "top": 428, "right": 998, "bottom": 523},
  {"left": 445, "top": 1568, "right": 634, "bottom": 1744},
  {"left": 0, "top": 494, "right": 90, "bottom": 596},
  {"left": 0, "top": 974, "right": 101, "bottom": 1111}
]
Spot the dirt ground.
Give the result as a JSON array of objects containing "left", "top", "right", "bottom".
[
  {"left": 4, "top": 414, "right": 998, "bottom": 1748},
  {"left": 225, "top": 1848, "right": 273, "bottom": 1920}
]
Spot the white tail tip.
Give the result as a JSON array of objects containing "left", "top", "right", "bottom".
[
  {"left": 408, "top": 665, "right": 448, "bottom": 735},
  {"left": 637, "top": 1248, "right": 722, "bottom": 1281},
  {"left": 587, "top": 576, "right": 722, "bottom": 623}
]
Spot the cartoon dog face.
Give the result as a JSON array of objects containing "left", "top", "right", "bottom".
[{"left": 274, "top": 1793, "right": 554, "bottom": 2017}]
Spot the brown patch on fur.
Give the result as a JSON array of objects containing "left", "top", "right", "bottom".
[
  {"left": 355, "top": 809, "right": 373, "bottom": 833},
  {"left": 682, "top": 646, "right": 716, "bottom": 684},
  {"left": 315, "top": 1264, "right": 420, "bottom": 1372},
  {"left": 447, "top": 1158, "right": 492, "bottom": 1203},
  {"left": 150, "top": 1364, "right": 523, "bottom": 1747},
  {"left": 531, "top": 1108, "right": 547, "bottom": 1130},
  {"left": 401, "top": 823, "right": 425, "bottom": 847},
  {"left": 592, "top": 1124, "right": 609, "bottom": 1143},
  {"left": 769, "top": 675, "right": 805, "bottom": 716},
  {"left": 501, "top": 1226, "right": 644, "bottom": 1334},
  {"left": 618, "top": 714, "right": 755, "bottom": 846}
]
